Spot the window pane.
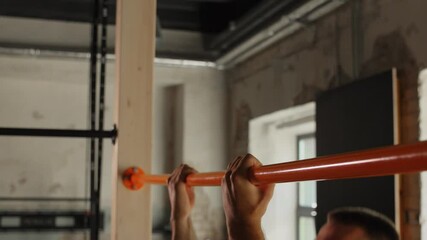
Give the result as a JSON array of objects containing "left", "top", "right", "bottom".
[
  {"left": 297, "top": 136, "right": 316, "bottom": 160},
  {"left": 297, "top": 135, "right": 317, "bottom": 207},
  {"left": 298, "top": 216, "right": 316, "bottom": 240},
  {"left": 299, "top": 181, "right": 317, "bottom": 208}
]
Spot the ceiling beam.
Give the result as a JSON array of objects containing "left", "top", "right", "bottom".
[
  {"left": 158, "top": 0, "right": 199, "bottom": 11},
  {"left": 186, "top": 0, "right": 233, "bottom": 2}
]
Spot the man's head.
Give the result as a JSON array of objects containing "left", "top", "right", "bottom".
[{"left": 317, "top": 207, "right": 399, "bottom": 240}]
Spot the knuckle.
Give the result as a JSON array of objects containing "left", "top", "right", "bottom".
[
  {"left": 230, "top": 171, "right": 238, "bottom": 181},
  {"left": 224, "top": 171, "right": 232, "bottom": 182},
  {"left": 221, "top": 178, "right": 227, "bottom": 187}
]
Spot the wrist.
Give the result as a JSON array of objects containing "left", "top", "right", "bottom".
[
  {"left": 170, "top": 208, "right": 191, "bottom": 223},
  {"left": 171, "top": 217, "right": 192, "bottom": 234},
  {"left": 227, "top": 218, "right": 264, "bottom": 240},
  {"left": 171, "top": 217, "right": 195, "bottom": 240},
  {"left": 171, "top": 215, "right": 191, "bottom": 225}
]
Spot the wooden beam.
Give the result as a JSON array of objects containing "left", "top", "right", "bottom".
[{"left": 111, "top": 0, "right": 156, "bottom": 239}]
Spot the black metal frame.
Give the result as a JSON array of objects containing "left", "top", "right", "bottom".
[
  {"left": 87, "top": 0, "right": 109, "bottom": 238},
  {"left": 90, "top": 0, "right": 109, "bottom": 238},
  {"left": 88, "top": 0, "right": 100, "bottom": 237},
  {"left": 0, "top": 197, "right": 90, "bottom": 202},
  {"left": 0, "top": 211, "right": 104, "bottom": 231},
  {"left": 0, "top": 127, "right": 116, "bottom": 142},
  {"left": 0, "top": 0, "right": 110, "bottom": 238}
]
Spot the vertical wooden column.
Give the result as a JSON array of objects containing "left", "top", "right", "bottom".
[{"left": 112, "top": 0, "right": 156, "bottom": 239}]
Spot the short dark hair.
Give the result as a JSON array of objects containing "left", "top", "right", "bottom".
[{"left": 328, "top": 207, "right": 399, "bottom": 240}]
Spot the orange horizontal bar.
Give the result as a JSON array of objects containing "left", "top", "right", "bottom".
[
  {"left": 140, "top": 141, "right": 427, "bottom": 187},
  {"left": 143, "top": 174, "right": 170, "bottom": 185}
]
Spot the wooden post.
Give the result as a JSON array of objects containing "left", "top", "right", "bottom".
[{"left": 111, "top": 0, "right": 156, "bottom": 239}]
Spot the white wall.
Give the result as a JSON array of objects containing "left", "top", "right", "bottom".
[
  {"left": 0, "top": 54, "right": 113, "bottom": 240},
  {"left": 419, "top": 69, "right": 427, "bottom": 239},
  {"left": 0, "top": 54, "right": 226, "bottom": 240},
  {"left": 153, "top": 64, "right": 227, "bottom": 239}
]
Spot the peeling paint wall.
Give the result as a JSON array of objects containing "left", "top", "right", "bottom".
[
  {"left": 0, "top": 55, "right": 226, "bottom": 240},
  {"left": 227, "top": 0, "right": 426, "bottom": 238}
]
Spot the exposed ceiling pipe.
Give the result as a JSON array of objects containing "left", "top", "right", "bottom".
[
  {"left": 208, "top": 0, "right": 298, "bottom": 51},
  {"left": 216, "top": 0, "right": 349, "bottom": 69},
  {"left": 0, "top": 47, "right": 217, "bottom": 68}
]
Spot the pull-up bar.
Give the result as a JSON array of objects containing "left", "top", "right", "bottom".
[{"left": 122, "top": 141, "right": 427, "bottom": 190}]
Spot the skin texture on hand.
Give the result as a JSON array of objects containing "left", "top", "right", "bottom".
[
  {"left": 222, "top": 154, "right": 275, "bottom": 240},
  {"left": 168, "top": 164, "right": 198, "bottom": 240}
]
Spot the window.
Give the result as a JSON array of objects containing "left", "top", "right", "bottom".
[
  {"left": 419, "top": 69, "right": 427, "bottom": 239},
  {"left": 297, "top": 134, "right": 317, "bottom": 240},
  {"left": 249, "top": 102, "right": 315, "bottom": 240}
]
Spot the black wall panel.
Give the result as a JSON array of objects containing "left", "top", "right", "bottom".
[{"left": 315, "top": 71, "right": 396, "bottom": 231}]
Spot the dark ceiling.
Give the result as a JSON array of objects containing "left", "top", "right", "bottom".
[{"left": 0, "top": 0, "right": 304, "bottom": 60}]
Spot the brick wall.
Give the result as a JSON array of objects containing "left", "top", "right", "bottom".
[{"left": 226, "top": 0, "right": 426, "bottom": 238}]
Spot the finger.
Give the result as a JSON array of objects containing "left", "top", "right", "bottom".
[
  {"left": 222, "top": 169, "right": 235, "bottom": 201},
  {"left": 186, "top": 182, "right": 195, "bottom": 196},
  {"left": 181, "top": 164, "right": 198, "bottom": 176},
  {"left": 187, "top": 186, "right": 196, "bottom": 206},
  {"left": 260, "top": 184, "right": 275, "bottom": 205},
  {"left": 168, "top": 164, "right": 184, "bottom": 185},
  {"left": 180, "top": 164, "right": 198, "bottom": 182},
  {"left": 184, "top": 165, "right": 198, "bottom": 174},
  {"left": 223, "top": 169, "right": 232, "bottom": 184},
  {"left": 231, "top": 155, "right": 243, "bottom": 170},
  {"left": 168, "top": 165, "right": 180, "bottom": 183},
  {"left": 223, "top": 156, "right": 236, "bottom": 186},
  {"left": 232, "top": 155, "right": 245, "bottom": 172},
  {"left": 264, "top": 184, "right": 275, "bottom": 199},
  {"left": 226, "top": 155, "right": 242, "bottom": 171},
  {"left": 237, "top": 154, "right": 262, "bottom": 176},
  {"left": 223, "top": 169, "right": 233, "bottom": 189},
  {"left": 221, "top": 177, "right": 233, "bottom": 207},
  {"left": 232, "top": 154, "right": 254, "bottom": 180},
  {"left": 243, "top": 154, "right": 262, "bottom": 167},
  {"left": 230, "top": 156, "right": 244, "bottom": 184},
  {"left": 227, "top": 155, "right": 242, "bottom": 181}
]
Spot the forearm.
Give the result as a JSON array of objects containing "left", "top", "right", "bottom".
[
  {"left": 171, "top": 218, "right": 197, "bottom": 240},
  {"left": 226, "top": 219, "right": 265, "bottom": 240}
]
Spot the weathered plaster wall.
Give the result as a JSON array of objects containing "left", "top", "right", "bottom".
[
  {"left": 154, "top": 64, "right": 227, "bottom": 240},
  {"left": 0, "top": 54, "right": 226, "bottom": 240},
  {"left": 227, "top": 0, "right": 425, "bottom": 238},
  {"left": 0, "top": 54, "right": 113, "bottom": 240}
]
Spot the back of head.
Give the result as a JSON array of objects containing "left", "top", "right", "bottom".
[{"left": 328, "top": 207, "right": 399, "bottom": 240}]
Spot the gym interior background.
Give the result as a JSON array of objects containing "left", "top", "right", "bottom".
[{"left": 0, "top": 0, "right": 426, "bottom": 239}]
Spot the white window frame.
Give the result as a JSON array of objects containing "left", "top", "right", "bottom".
[
  {"left": 419, "top": 69, "right": 427, "bottom": 239},
  {"left": 296, "top": 133, "right": 317, "bottom": 240},
  {"left": 249, "top": 102, "right": 315, "bottom": 240}
]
